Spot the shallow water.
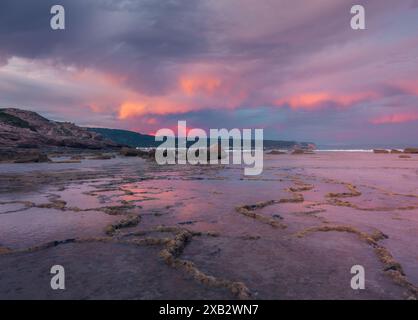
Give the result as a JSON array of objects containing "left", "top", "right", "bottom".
[{"left": 0, "top": 153, "right": 417, "bottom": 299}]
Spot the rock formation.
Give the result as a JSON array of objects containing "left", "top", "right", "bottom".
[
  {"left": 373, "top": 149, "right": 389, "bottom": 154},
  {"left": 0, "top": 108, "right": 120, "bottom": 150},
  {"left": 404, "top": 148, "right": 418, "bottom": 154}
]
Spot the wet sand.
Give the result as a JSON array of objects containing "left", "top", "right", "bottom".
[{"left": 0, "top": 152, "right": 417, "bottom": 299}]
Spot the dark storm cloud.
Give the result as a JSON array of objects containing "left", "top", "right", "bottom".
[
  {"left": 0, "top": 0, "right": 213, "bottom": 94},
  {"left": 0, "top": 0, "right": 395, "bottom": 93},
  {"left": 1, "top": 0, "right": 418, "bottom": 145},
  {"left": 0, "top": 0, "right": 414, "bottom": 93}
]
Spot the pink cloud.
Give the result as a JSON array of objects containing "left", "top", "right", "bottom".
[
  {"left": 180, "top": 75, "right": 222, "bottom": 96},
  {"left": 371, "top": 113, "right": 418, "bottom": 124},
  {"left": 275, "top": 91, "right": 376, "bottom": 110}
]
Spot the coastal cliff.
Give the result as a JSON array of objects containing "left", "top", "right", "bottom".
[
  {"left": 0, "top": 108, "right": 119, "bottom": 150},
  {"left": 1, "top": 108, "right": 317, "bottom": 162}
]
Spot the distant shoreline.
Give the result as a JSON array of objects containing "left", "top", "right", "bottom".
[{"left": 316, "top": 149, "right": 375, "bottom": 152}]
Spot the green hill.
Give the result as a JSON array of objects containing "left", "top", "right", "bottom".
[
  {"left": 88, "top": 128, "right": 159, "bottom": 147},
  {"left": 88, "top": 127, "right": 315, "bottom": 150}
]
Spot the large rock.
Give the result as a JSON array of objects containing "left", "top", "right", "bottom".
[
  {"left": 291, "top": 149, "right": 306, "bottom": 155},
  {"left": 120, "top": 147, "right": 155, "bottom": 159},
  {"left": 0, "top": 149, "right": 51, "bottom": 163},
  {"left": 373, "top": 149, "right": 389, "bottom": 154},
  {"left": 390, "top": 149, "right": 402, "bottom": 154},
  {"left": 267, "top": 150, "right": 287, "bottom": 155},
  {"left": 120, "top": 147, "right": 141, "bottom": 156},
  {"left": 13, "top": 152, "right": 51, "bottom": 163},
  {"left": 404, "top": 148, "right": 418, "bottom": 154}
]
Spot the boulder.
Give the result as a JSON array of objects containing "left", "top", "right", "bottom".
[
  {"left": 120, "top": 147, "right": 155, "bottom": 159},
  {"left": 267, "top": 150, "right": 287, "bottom": 155},
  {"left": 120, "top": 147, "right": 141, "bottom": 156},
  {"left": 13, "top": 152, "right": 51, "bottom": 163},
  {"left": 404, "top": 148, "right": 418, "bottom": 154},
  {"left": 373, "top": 149, "right": 389, "bottom": 154},
  {"left": 291, "top": 149, "right": 306, "bottom": 155},
  {"left": 89, "top": 153, "right": 113, "bottom": 160}
]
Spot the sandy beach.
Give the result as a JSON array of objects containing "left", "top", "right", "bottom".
[{"left": 0, "top": 152, "right": 417, "bottom": 300}]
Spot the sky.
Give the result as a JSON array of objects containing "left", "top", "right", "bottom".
[{"left": 0, "top": 0, "right": 418, "bottom": 147}]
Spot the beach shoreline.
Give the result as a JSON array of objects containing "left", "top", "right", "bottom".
[{"left": 0, "top": 152, "right": 417, "bottom": 300}]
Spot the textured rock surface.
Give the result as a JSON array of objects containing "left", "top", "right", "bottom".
[
  {"left": 0, "top": 108, "right": 120, "bottom": 150},
  {"left": 1, "top": 152, "right": 417, "bottom": 299},
  {"left": 404, "top": 148, "right": 418, "bottom": 154}
]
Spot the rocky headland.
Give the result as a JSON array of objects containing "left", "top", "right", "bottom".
[{"left": 0, "top": 108, "right": 122, "bottom": 162}]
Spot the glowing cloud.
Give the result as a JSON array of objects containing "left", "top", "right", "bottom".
[
  {"left": 371, "top": 113, "right": 418, "bottom": 124},
  {"left": 275, "top": 92, "right": 376, "bottom": 110},
  {"left": 180, "top": 75, "right": 222, "bottom": 96},
  {"left": 118, "top": 102, "right": 148, "bottom": 119}
]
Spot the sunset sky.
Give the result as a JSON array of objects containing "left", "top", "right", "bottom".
[{"left": 1, "top": 0, "right": 418, "bottom": 147}]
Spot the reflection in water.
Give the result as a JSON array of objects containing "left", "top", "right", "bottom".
[{"left": 0, "top": 153, "right": 418, "bottom": 299}]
